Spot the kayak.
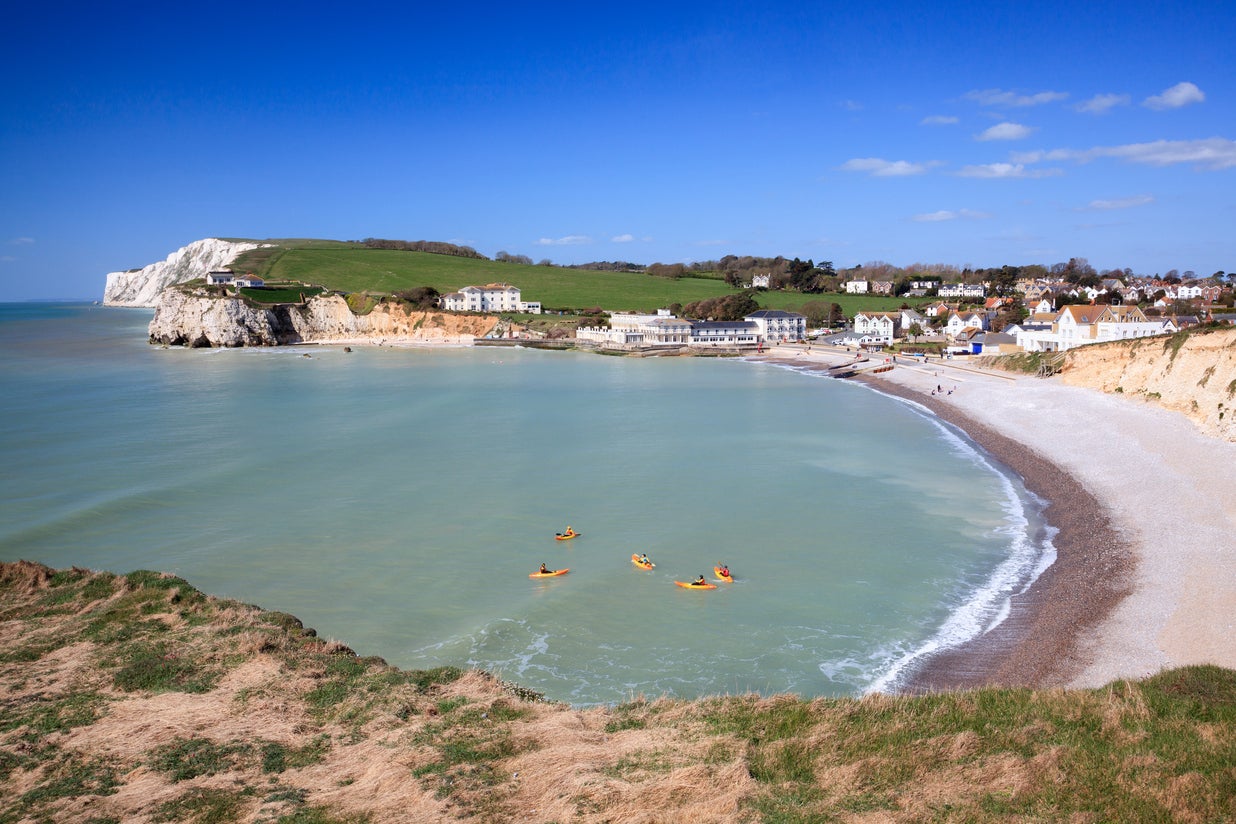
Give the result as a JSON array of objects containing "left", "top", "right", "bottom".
[
  {"left": 529, "top": 568, "right": 569, "bottom": 578},
  {"left": 713, "top": 566, "right": 733, "bottom": 582},
  {"left": 674, "top": 580, "right": 717, "bottom": 590},
  {"left": 631, "top": 554, "right": 654, "bottom": 570},
  {"left": 555, "top": 532, "right": 579, "bottom": 541}
]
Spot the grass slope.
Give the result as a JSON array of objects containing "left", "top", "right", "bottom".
[
  {"left": 226, "top": 239, "right": 921, "bottom": 317},
  {"left": 3, "top": 561, "right": 1234, "bottom": 823}
]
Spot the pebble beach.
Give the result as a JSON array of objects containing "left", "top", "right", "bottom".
[{"left": 759, "top": 345, "right": 1236, "bottom": 692}]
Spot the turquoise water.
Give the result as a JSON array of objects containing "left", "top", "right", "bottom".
[{"left": 0, "top": 303, "right": 1053, "bottom": 704}]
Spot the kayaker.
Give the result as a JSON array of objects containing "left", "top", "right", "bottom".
[
  {"left": 692, "top": 575, "right": 707, "bottom": 586},
  {"left": 718, "top": 564, "right": 730, "bottom": 578},
  {"left": 639, "top": 554, "right": 651, "bottom": 566},
  {"left": 539, "top": 563, "right": 549, "bottom": 574}
]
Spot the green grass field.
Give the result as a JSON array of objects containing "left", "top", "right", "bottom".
[{"left": 226, "top": 239, "right": 930, "bottom": 316}]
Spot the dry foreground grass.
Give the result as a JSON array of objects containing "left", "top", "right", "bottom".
[{"left": 2, "top": 562, "right": 1234, "bottom": 823}]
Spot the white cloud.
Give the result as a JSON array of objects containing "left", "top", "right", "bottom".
[
  {"left": 976, "top": 122, "right": 1034, "bottom": 141},
  {"left": 964, "top": 88, "right": 1068, "bottom": 107},
  {"left": 920, "top": 115, "right": 959, "bottom": 126},
  {"left": 1083, "top": 194, "right": 1154, "bottom": 211},
  {"left": 1143, "top": 81, "right": 1205, "bottom": 110},
  {"left": 536, "top": 235, "right": 592, "bottom": 246},
  {"left": 1075, "top": 93, "right": 1130, "bottom": 114},
  {"left": 611, "top": 234, "right": 634, "bottom": 243},
  {"left": 911, "top": 209, "right": 991, "bottom": 222},
  {"left": 1016, "top": 138, "right": 1236, "bottom": 170},
  {"left": 956, "top": 163, "right": 1062, "bottom": 179},
  {"left": 840, "top": 99, "right": 863, "bottom": 111},
  {"left": 840, "top": 157, "right": 935, "bottom": 177},
  {"left": 8, "top": 237, "right": 34, "bottom": 245}
]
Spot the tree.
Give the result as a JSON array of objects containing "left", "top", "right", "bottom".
[
  {"left": 827, "top": 303, "right": 845, "bottom": 327},
  {"left": 647, "top": 263, "right": 685, "bottom": 279},
  {"left": 801, "top": 301, "right": 835, "bottom": 327},
  {"left": 993, "top": 265, "right": 1020, "bottom": 296},
  {"left": 393, "top": 286, "right": 440, "bottom": 309}
]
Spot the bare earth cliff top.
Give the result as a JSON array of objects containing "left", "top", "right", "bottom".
[{"left": 4, "top": 561, "right": 1234, "bottom": 823}]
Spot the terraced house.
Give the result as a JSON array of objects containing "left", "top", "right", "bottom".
[{"left": 1016, "top": 305, "right": 1170, "bottom": 352}]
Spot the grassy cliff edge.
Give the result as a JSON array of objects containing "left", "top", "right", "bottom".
[{"left": 3, "top": 562, "right": 1233, "bottom": 823}]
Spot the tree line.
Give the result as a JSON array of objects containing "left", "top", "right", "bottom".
[{"left": 361, "top": 239, "right": 485, "bottom": 259}]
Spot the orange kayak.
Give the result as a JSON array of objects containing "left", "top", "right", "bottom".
[
  {"left": 713, "top": 566, "right": 733, "bottom": 582},
  {"left": 674, "top": 580, "right": 716, "bottom": 590},
  {"left": 529, "top": 568, "right": 569, "bottom": 578},
  {"left": 555, "top": 531, "right": 579, "bottom": 541},
  {"left": 631, "top": 554, "right": 654, "bottom": 570}
]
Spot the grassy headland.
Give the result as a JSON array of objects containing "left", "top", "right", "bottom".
[
  {"left": 3, "top": 561, "right": 1233, "bottom": 823},
  {"left": 224, "top": 239, "right": 916, "bottom": 318}
]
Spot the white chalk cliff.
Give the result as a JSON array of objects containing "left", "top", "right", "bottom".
[
  {"left": 148, "top": 288, "right": 500, "bottom": 348},
  {"left": 103, "top": 238, "right": 268, "bottom": 307}
]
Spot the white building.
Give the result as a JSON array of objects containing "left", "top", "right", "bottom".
[
  {"left": 234, "top": 275, "right": 265, "bottom": 288},
  {"left": 1016, "top": 305, "right": 1170, "bottom": 352},
  {"left": 576, "top": 311, "right": 693, "bottom": 347},
  {"left": 206, "top": 271, "right": 235, "bottom": 286},
  {"left": 852, "top": 311, "right": 901, "bottom": 342},
  {"left": 690, "top": 320, "right": 760, "bottom": 347},
  {"left": 938, "top": 283, "right": 986, "bottom": 298},
  {"left": 844, "top": 279, "right": 869, "bottom": 294},
  {"left": 745, "top": 310, "right": 807, "bottom": 342},
  {"left": 439, "top": 283, "right": 541, "bottom": 314},
  {"left": 944, "top": 312, "right": 988, "bottom": 335}
]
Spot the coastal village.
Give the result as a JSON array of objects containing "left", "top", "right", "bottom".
[{"left": 427, "top": 275, "right": 1234, "bottom": 356}]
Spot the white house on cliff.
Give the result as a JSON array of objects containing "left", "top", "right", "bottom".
[{"left": 439, "top": 283, "right": 542, "bottom": 314}]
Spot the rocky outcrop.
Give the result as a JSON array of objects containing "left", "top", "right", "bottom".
[
  {"left": 148, "top": 288, "right": 500, "bottom": 347},
  {"left": 1056, "top": 327, "right": 1236, "bottom": 442},
  {"left": 103, "top": 238, "right": 269, "bottom": 307}
]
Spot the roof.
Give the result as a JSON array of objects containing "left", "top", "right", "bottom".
[
  {"left": 691, "top": 320, "right": 758, "bottom": 330},
  {"left": 745, "top": 310, "right": 805, "bottom": 319},
  {"left": 1059, "top": 305, "right": 1105, "bottom": 324}
]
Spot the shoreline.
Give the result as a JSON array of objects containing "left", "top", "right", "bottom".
[
  {"left": 755, "top": 345, "right": 1236, "bottom": 693},
  {"left": 856, "top": 376, "right": 1132, "bottom": 691}
]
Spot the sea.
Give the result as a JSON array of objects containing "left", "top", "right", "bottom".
[{"left": 0, "top": 302, "right": 1055, "bottom": 705}]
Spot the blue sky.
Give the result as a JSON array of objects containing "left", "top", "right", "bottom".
[{"left": 2, "top": 0, "right": 1233, "bottom": 300}]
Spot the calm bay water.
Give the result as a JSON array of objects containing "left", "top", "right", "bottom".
[{"left": 0, "top": 303, "right": 1053, "bottom": 704}]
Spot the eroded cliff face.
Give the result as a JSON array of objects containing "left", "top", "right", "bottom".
[
  {"left": 104, "top": 238, "right": 269, "bottom": 307},
  {"left": 148, "top": 288, "right": 500, "bottom": 347},
  {"left": 1056, "top": 327, "right": 1236, "bottom": 442}
]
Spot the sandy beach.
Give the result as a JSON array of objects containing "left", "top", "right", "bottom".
[{"left": 758, "top": 345, "right": 1236, "bottom": 691}]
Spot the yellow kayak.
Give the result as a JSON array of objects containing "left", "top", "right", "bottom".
[
  {"left": 529, "top": 568, "right": 569, "bottom": 578},
  {"left": 631, "top": 554, "right": 654, "bottom": 570},
  {"left": 674, "top": 580, "right": 716, "bottom": 590}
]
